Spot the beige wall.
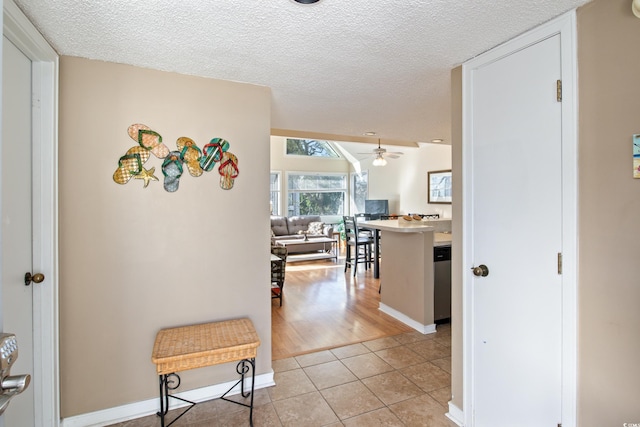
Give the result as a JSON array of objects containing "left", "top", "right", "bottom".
[
  {"left": 59, "top": 57, "right": 272, "bottom": 417},
  {"left": 449, "top": 0, "right": 640, "bottom": 423},
  {"left": 576, "top": 0, "right": 640, "bottom": 424}
]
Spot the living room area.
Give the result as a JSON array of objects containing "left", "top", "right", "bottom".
[
  {"left": 270, "top": 134, "right": 453, "bottom": 359},
  {"left": 268, "top": 136, "right": 455, "bottom": 425}
]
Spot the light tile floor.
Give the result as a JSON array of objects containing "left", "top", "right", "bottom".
[{"left": 110, "top": 324, "right": 455, "bottom": 427}]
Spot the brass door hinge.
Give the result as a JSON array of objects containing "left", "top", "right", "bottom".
[
  {"left": 556, "top": 80, "right": 562, "bottom": 102},
  {"left": 557, "top": 253, "right": 563, "bottom": 275}
]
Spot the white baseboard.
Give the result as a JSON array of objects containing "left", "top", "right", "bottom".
[
  {"left": 60, "top": 371, "right": 275, "bottom": 427},
  {"left": 446, "top": 401, "right": 464, "bottom": 426},
  {"left": 379, "top": 303, "right": 436, "bottom": 334}
]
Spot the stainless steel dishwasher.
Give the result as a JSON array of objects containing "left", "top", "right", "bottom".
[{"left": 434, "top": 245, "right": 452, "bottom": 323}]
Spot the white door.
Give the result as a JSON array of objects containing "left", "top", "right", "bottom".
[
  {"left": 2, "top": 35, "right": 36, "bottom": 426},
  {"left": 466, "top": 34, "right": 563, "bottom": 426},
  {"left": 2, "top": 3, "right": 59, "bottom": 426}
]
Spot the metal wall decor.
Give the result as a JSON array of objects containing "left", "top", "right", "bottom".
[
  {"left": 634, "top": 134, "right": 640, "bottom": 178},
  {"left": 113, "top": 124, "right": 239, "bottom": 191}
]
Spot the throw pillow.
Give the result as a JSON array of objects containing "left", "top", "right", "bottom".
[{"left": 307, "top": 221, "right": 325, "bottom": 235}]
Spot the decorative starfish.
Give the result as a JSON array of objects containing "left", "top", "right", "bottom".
[{"left": 134, "top": 166, "right": 159, "bottom": 188}]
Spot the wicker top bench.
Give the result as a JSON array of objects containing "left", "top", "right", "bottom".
[{"left": 152, "top": 318, "right": 260, "bottom": 376}]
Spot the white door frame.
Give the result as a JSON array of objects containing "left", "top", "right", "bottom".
[
  {"left": 462, "top": 11, "right": 577, "bottom": 427},
  {"left": 3, "top": 1, "right": 59, "bottom": 426}
]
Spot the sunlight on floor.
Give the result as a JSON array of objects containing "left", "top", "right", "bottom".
[{"left": 286, "top": 262, "right": 345, "bottom": 272}]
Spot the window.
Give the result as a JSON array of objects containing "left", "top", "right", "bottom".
[
  {"left": 270, "top": 172, "right": 281, "bottom": 215},
  {"left": 286, "top": 139, "right": 340, "bottom": 158},
  {"left": 287, "top": 173, "right": 347, "bottom": 216},
  {"left": 351, "top": 171, "right": 368, "bottom": 213}
]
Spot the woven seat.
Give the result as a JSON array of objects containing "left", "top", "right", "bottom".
[
  {"left": 152, "top": 318, "right": 260, "bottom": 375},
  {"left": 151, "top": 318, "right": 260, "bottom": 426}
]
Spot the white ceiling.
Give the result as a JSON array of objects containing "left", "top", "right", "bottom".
[{"left": 13, "top": 0, "right": 592, "bottom": 145}]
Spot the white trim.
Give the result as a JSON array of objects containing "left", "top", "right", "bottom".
[
  {"left": 269, "top": 170, "right": 282, "bottom": 215},
  {"left": 558, "top": 12, "right": 579, "bottom": 427},
  {"left": 349, "top": 169, "right": 369, "bottom": 215},
  {"left": 461, "top": 11, "right": 577, "bottom": 427},
  {"left": 3, "top": 1, "right": 59, "bottom": 426},
  {"left": 379, "top": 303, "right": 436, "bottom": 334},
  {"left": 446, "top": 401, "right": 464, "bottom": 426},
  {"left": 60, "top": 372, "right": 275, "bottom": 427}
]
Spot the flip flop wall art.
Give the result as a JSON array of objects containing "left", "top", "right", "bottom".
[{"left": 112, "top": 123, "right": 239, "bottom": 191}]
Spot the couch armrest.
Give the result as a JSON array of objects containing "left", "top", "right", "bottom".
[{"left": 323, "top": 225, "right": 334, "bottom": 238}]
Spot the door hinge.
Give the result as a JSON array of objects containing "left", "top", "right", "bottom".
[
  {"left": 557, "top": 253, "right": 563, "bottom": 275},
  {"left": 556, "top": 80, "right": 562, "bottom": 102}
]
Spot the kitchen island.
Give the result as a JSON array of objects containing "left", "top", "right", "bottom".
[{"left": 362, "top": 219, "right": 443, "bottom": 334}]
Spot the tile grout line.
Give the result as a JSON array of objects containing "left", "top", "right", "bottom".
[{"left": 269, "top": 331, "right": 452, "bottom": 426}]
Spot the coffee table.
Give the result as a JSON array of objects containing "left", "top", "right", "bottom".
[{"left": 276, "top": 237, "right": 338, "bottom": 263}]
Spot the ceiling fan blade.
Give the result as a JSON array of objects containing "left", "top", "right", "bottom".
[
  {"left": 385, "top": 154, "right": 401, "bottom": 159},
  {"left": 387, "top": 151, "right": 404, "bottom": 155}
]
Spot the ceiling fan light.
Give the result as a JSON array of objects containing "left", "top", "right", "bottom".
[{"left": 373, "top": 155, "right": 387, "bottom": 166}]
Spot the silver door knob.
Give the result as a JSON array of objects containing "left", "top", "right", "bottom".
[
  {"left": 1, "top": 374, "right": 30, "bottom": 393},
  {"left": 24, "top": 272, "right": 45, "bottom": 286},
  {"left": 471, "top": 265, "right": 489, "bottom": 277}
]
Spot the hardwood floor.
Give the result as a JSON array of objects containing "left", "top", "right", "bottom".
[{"left": 271, "top": 254, "right": 413, "bottom": 360}]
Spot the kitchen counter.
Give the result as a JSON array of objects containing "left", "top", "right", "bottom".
[
  {"left": 362, "top": 220, "right": 451, "bottom": 245},
  {"left": 361, "top": 219, "right": 441, "bottom": 334},
  {"left": 360, "top": 219, "right": 435, "bottom": 233}
]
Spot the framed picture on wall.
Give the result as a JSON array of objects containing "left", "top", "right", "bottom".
[{"left": 428, "top": 170, "right": 452, "bottom": 204}]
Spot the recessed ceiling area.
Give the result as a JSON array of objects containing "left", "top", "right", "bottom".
[{"left": 13, "top": 0, "right": 592, "bottom": 145}]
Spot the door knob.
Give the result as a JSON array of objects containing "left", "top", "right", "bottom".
[
  {"left": 2, "top": 374, "right": 30, "bottom": 393},
  {"left": 471, "top": 265, "right": 489, "bottom": 277},
  {"left": 24, "top": 272, "right": 45, "bottom": 286}
]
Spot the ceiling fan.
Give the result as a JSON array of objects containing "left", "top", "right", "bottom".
[{"left": 358, "top": 140, "right": 404, "bottom": 166}]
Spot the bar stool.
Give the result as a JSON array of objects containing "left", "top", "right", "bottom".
[{"left": 342, "top": 216, "right": 373, "bottom": 276}]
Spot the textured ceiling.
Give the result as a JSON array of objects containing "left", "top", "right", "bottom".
[{"left": 13, "top": 0, "right": 592, "bottom": 145}]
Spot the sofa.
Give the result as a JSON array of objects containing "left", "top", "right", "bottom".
[{"left": 270, "top": 215, "right": 334, "bottom": 254}]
